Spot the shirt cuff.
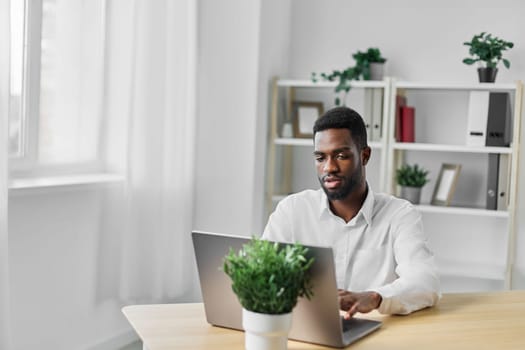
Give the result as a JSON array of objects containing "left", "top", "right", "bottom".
[{"left": 369, "top": 285, "right": 402, "bottom": 314}]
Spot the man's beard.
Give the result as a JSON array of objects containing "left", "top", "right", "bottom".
[{"left": 319, "top": 171, "right": 362, "bottom": 200}]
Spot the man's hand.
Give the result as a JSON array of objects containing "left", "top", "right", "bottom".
[{"left": 338, "top": 290, "right": 382, "bottom": 319}]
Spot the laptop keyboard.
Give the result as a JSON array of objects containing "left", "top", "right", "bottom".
[
  {"left": 341, "top": 318, "right": 352, "bottom": 333},
  {"left": 342, "top": 317, "right": 377, "bottom": 334}
]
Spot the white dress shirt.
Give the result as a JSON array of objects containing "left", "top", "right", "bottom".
[{"left": 262, "top": 187, "right": 441, "bottom": 315}]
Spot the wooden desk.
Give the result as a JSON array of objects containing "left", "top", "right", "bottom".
[{"left": 123, "top": 291, "right": 525, "bottom": 350}]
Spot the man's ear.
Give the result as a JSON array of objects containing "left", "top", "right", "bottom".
[{"left": 361, "top": 147, "right": 371, "bottom": 165}]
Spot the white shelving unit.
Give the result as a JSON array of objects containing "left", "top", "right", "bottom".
[
  {"left": 386, "top": 79, "right": 523, "bottom": 290},
  {"left": 265, "top": 77, "right": 523, "bottom": 291}
]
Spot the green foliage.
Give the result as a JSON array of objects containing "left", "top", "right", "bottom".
[
  {"left": 463, "top": 32, "right": 514, "bottom": 69},
  {"left": 223, "top": 238, "right": 314, "bottom": 314},
  {"left": 396, "top": 164, "right": 429, "bottom": 188},
  {"left": 352, "top": 47, "right": 387, "bottom": 80},
  {"left": 311, "top": 47, "right": 387, "bottom": 106},
  {"left": 311, "top": 67, "right": 361, "bottom": 106}
]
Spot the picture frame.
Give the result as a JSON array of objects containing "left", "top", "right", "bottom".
[
  {"left": 292, "top": 101, "right": 324, "bottom": 138},
  {"left": 431, "top": 163, "right": 462, "bottom": 206}
]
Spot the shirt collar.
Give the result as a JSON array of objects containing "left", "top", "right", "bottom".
[
  {"left": 360, "top": 186, "right": 375, "bottom": 225},
  {"left": 318, "top": 185, "right": 375, "bottom": 225}
]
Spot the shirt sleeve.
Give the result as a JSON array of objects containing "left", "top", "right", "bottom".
[
  {"left": 261, "top": 197, "right": 294, "bottom": 243},
  {"left": 370, "top": 203, "right": 441, "bottom": 315}
]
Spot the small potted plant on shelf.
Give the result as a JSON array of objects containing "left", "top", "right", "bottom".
[
  {"left": 311, "top": 47, "right": 387, "bottom": 106},
  {"left": 462, "top": 32, "right": 514, "bottom": 83},
  {"left": 223, "top": 238, "right": 314, "bottom": 350},
  {"left": 396, "top": 164, "right": 429, "bottom": 205},
  {"left": 353, "top": 47, "right": 387, "bottom": 81}
]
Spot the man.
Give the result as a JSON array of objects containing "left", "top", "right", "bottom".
[{"left": 263, "top": 106, "right": 440, "bottom": 317}]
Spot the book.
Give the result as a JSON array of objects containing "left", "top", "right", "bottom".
[
  {"left": 395, "top": 93, "right": 407, "bottom": 141},
  {"left": 400, "top": 106, "right": 415, "bottom": 142},
  {"left": 466, "top": 91, "right": 490, "bottom": 147},
  {"left": 486, "top": 92, "right": 512, "bottom": 147}
]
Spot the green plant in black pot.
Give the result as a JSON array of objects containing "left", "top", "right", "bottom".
[
  {"left": 396, "top": 164, "right": 429, "bottom": 204},
  {"left": 462, "top": 32, "right": 514, "bottom": 82},
  {"left": 311, "top": 47, "right": 387, "bottom": 105},
  {"left": 223, "top": 238, "right": 314, "bottom": 315}
]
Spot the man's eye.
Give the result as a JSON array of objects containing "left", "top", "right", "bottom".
[
  {"left": 315, "top": 156, "right": 325, "bottom": 162},
  {"left": 336, "top": 153, "right": 348, "bottom": 159}
]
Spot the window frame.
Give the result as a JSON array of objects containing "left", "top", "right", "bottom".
[{"left": 10, "top": 0, "right": 107, "bottom": 179}]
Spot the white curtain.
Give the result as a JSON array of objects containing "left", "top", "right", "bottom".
[
  {"left": 99, "top": 0, "right": 197, "bottom": 302},
  {"left": 0, "top": 0, "right": 13, "bottom": 348}
]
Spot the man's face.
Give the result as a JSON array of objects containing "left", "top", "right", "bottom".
[{"left": 314, "top": 128, "right": 370, "bottom": 201}]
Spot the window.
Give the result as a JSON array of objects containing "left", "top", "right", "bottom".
[
  {"left": 10, "top": 0, "right": 106, "bottom": 177},
  {"left": 9, "top": 0, "right": 25, "bottom": 157}
]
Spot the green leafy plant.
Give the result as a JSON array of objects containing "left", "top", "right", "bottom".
[
  {"left": 396, "top": 164, "right": 429, "bottom": 188},
  {"left": 223, "top": 238, "right": 314, "bottom": 314},
  {"left": 463, "top": 32, "right": 514, "bottom": 69},
  {"left": 353, "top": 47, "right": 387, "bottom": 80},
  {"left": 311, "top": 47, "right": 387, "bottom": 106}
]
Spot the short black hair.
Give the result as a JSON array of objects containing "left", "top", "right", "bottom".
[{"left": 313, "top": 106, "right": 368, "bottom": 149}]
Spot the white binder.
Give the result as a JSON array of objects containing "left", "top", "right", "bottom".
[
  {"left": 466, "top": 91, "right": 490, "bottom": 146},
  {"left": 363, "top": 89, "right": 374, "bottom": 139},
  {"left": 370, "top": 88, "right": 383, "bottom": 142}
]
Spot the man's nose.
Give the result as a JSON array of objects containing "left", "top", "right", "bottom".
[{"left": 323, "top": 157, "right": 339, "bottom": 173}]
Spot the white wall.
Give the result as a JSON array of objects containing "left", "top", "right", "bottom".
[
  {"left": 193, "top": 0, "right": 262, "bottom": 236},
  {"left": 288, "top": 0, "right": 524, "bottom": 82},
  {"left": 252, "top": 0, "right": 293, "bottom": 229},
  {"left": 193, "top": 0, "right": 293, "bottom": 235},
  {"left": 8, "top": 187, "right": 132, "bottom": 350},
  {"left": 285, "top": 0, "right": 525, "bottom": 289}
]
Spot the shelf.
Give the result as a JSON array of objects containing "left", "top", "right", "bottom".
[
  {"left": 396, "top": 81, "right": 516, "bottom": 91},
  {"left": 437, "top": 258, "right": 505, "bottom": 281},
  {"left": 275, "top": 138, "right": 382, "bottom": 149},
  {"left": 271, "top": 195, "right": 287, "bottom": 202},
  {"left": 392, "top": 142, "right": 512, "bottom": 154},
  {"left": 277, "top": 79, "right": 516, "bottom": 91},
  {"left": 415, "top": 204, "right": 509, "bottom": 218},
  {"left": 274, "top": 138, "right": 312, "bottom": 146},
  {"left": 277, "top": 79, "right": 387, "bottom": 89}
]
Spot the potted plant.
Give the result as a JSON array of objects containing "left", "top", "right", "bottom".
[
  {"left": 223, "top": 238, "right": 314, "bottom": 350},
  {"left": 396, "top": 164, "right": 429, "bottom": 204},
  {"left": 311, "top": 47, "right": 387, "bottom": 105},
  {"left": 462, "top": 32, "right": 514, "bottom": 83},
  {"left": 353, "top": 47, "right": 387, "bottom": 80}
]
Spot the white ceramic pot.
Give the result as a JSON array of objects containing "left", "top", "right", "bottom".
[{"left": 242, "top": 308, "right": 292, "bottom": 350}]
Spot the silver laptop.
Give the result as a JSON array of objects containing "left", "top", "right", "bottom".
[{"left": 192, "top": 231, "right": 382, "bottom": 348}]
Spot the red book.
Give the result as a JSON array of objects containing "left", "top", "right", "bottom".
[
  {"left": 395, "top": 95, "right": 407, "bottom": 141},
  {"left": 401, "top": 106, "right": 415, "bottom": 142}
]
